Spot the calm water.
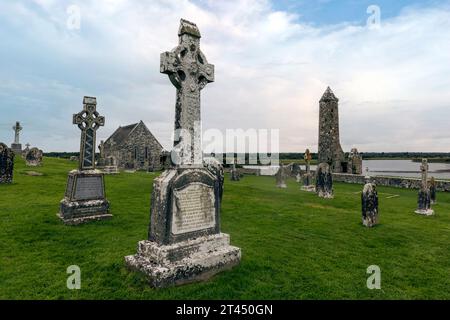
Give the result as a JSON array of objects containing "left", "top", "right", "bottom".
[
  {"left": 362, "top": 160, "right": 450, "bottom": 179},
  {"left": 245, "top": 160, "right": 450, "bottom": 179}
]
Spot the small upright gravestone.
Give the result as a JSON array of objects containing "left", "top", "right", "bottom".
[
  {"left": 59, "top": 97, "right": 111, "bottom": 225},
  {"left": 316, "top": 163, "right": 333, "bottom": 199},
  {"left": 429, "top": 177, "right": 437, "bottom": 205},
  {"left": 25, "top": 147, "right": 43, "bottom": 167},
  {"left": 362, "top": 175, "right": 379, "bottom": 227},
  {"left": 301, "top": 148, "right": 315, "bottom": 192},
  {"left": 275, "top": 164, "right": 287, "bottom": 188},
  {"left": 125, "top": 19, "right": 241, "bottom": 288},
  {"left": 230, "top": 163, "right": 240, "bottom": 181},
  {"left": 22, "top": 143, "right": 31, "bottom": 159},
  {"left": 0, "top": 143, "right": 14, "bottom": 184},
  {"left": 415, "top": 159, "right": 434, "bottom": 216},
  {"left": 290, "top": 163, "right": 302, "bottom": 182}
]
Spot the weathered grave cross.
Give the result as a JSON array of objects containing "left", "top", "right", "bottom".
[
  {"left": 420, "top": 159, "right": 429, "bottom": 189},
  {"left": 73, "top": 97, "right": 105, "bottom": 170},
  {"left": 12, "top": 121, "right": 22, "bottom": 144},
  {"left": 160, "top": 19, "right": 214, "bottom": 166}
]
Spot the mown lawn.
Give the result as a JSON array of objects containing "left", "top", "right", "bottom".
[{"left": 1, "top": 157, "right": 449, "bottom": 300}]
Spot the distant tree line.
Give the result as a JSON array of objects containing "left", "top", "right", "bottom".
[
  {"left": 45, "top": 151, "right": 450, "bottom": 163},
  {"left": 44, "top": 152, "right": 79, "bottom": 159}
]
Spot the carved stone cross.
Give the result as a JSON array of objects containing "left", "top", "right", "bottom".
[
  {"left": 160, "top": 19, "right": 214, "bottom": 166},
  {"left": 12, "top": 121, "right": 23, "bottom": 144},
  {"left": 420, "top": 159, "right": 429, "bottom": 189},
  {"left": 73, "top": 96, "right": 105, "bottom": 170}
]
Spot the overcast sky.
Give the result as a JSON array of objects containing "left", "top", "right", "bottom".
[{"left": 0, "top": 0, "right": 449, "bottom": 153}]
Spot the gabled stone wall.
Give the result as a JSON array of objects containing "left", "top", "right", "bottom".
[{"left": 103, "top": 122, "right": 164, "bottom": 171}]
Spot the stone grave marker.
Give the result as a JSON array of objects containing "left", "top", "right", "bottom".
[
  {"left": 11, "top": 121, "right": 23, "bottom": 154},
  {"left": 25, "top": 147, "right": 43, "bottom": 167},
  {"left": 415, "top": 159, "right": 434, "bottom": 216},
  {"left": 230, "top": 163, "right": 240, "bottom": 181},
  {"left": 276, "top": 164, "right": 287, "bottom": 188},
  {"left": 22, "top": 143, "right": 31, "bottom": 159},
  {"left": 316, "top": 163, "right": 333, "bottom": 199},
  {"left": 301, "top": 148, "right": 315, "bottom": 192},
  {"left": 125, "top": 19, "right": 241, "bottom": 288},
  {"left": 429, "top": 176, "right": 437, "bottom": 205},
  {"left": 0, "top": 143, "right": 14, "bottom": 184},
  {"left": 58, "top": 96, "right": 111, "bottom": 225},
  {"left": 362, "top": 175, "right": 379, "bottom": 227},
  {"left": 290, "top": 163, "right": 302, "bottom": 183}
]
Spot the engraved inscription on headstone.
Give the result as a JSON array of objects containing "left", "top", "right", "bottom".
[
  {"left": 172, "top": 183, "right": 216, "bottom": 234},
  {"left": 74, "top": 176, "right": 104, "bottom": 200}
]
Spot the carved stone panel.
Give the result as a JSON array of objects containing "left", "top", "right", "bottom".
[{"left": 171, "top": 182, "right": 216, "bottom": 235}]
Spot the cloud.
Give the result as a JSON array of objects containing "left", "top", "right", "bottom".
[{"left": 0, "top": 0, "right": 449, "bottom": 153}]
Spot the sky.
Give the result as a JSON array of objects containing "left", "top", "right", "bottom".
[{"left": 0, "top": 0, "right": 450, "bottom": 153}]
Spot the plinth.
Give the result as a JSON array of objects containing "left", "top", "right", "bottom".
[
  {"left": 125, "top": 167, "right": 241, "bottom": 287},
  {"left": 59, "top": 169, "right": 111, "bottom": 225},
  {"left": 11, "top": 143, "right": 22, "bottom": 154}
]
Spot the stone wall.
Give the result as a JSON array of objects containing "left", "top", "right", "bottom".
[
  {"left": 330, "top": 172, "right": 450, "bottom": 192},
  {"left": 233, "top": 166, "right": 450, "bottom": 192}
]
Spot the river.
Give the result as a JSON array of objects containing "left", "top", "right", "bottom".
[{"left": 244, "top": 160, "right": 450, "bottom": 179}]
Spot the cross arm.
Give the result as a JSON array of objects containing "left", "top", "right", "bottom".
[
  {"left": 73, "top": 112, "right": 84, "bottom": 126},
  {"left": 160, "top": 50, "right": 182, "bottom": 88},
  {"left": 197, "top": 51, "right": 214, "bottom": 89}
]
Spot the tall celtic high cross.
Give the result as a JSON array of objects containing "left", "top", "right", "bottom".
[
  {"left": 420, "top": 159, "right": 429, "bottom": 189},
  {"left": 12, "top": 121, "right": 23, "bottom": 144},
  {"left": 73, "top": 96, "right": 105, "bottom": 170},
  {"left": 160, "top": 19, "right": 214, "bottom": 166}
]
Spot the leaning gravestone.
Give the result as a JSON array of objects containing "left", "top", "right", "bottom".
[
  {"left": 415, "top": 159, "right": 434, "bottom": 216},
  {"left": 301, "top": 148, "right": 315, "bottom": 192},
  {"left": 276, "top": 164, "right": 287, "bottom": 188},
  {"left": 125, "top": 19, "right": 241, "bottom": 288},
  {"left": 361, "top": 175, "right": 379, "bottom": 227},
  {"left": 429, "top": 176, "right": 437, "bottom": 205},
  {"left": 0, "top": 143, "right": 14, "bottom": 184},
  {"left": 58, "top": 96, "right": 111, "bottom": 225},
  {"left": 316, "top": 163, "right": 333, "bottom": 199},
  {"left": 230, "top": 163, "right": 240, "bottom": 181},
  {"left": 25, "top": 147, "right": 43, "bottom": 167}
]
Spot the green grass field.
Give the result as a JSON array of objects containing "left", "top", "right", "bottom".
[{"left": 1, "top": 157, "right": 449, "bottom": 300}]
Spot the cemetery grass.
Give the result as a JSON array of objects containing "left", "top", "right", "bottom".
[{"left": 1, "top": 157, "right": 450, "bottom": 300}]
